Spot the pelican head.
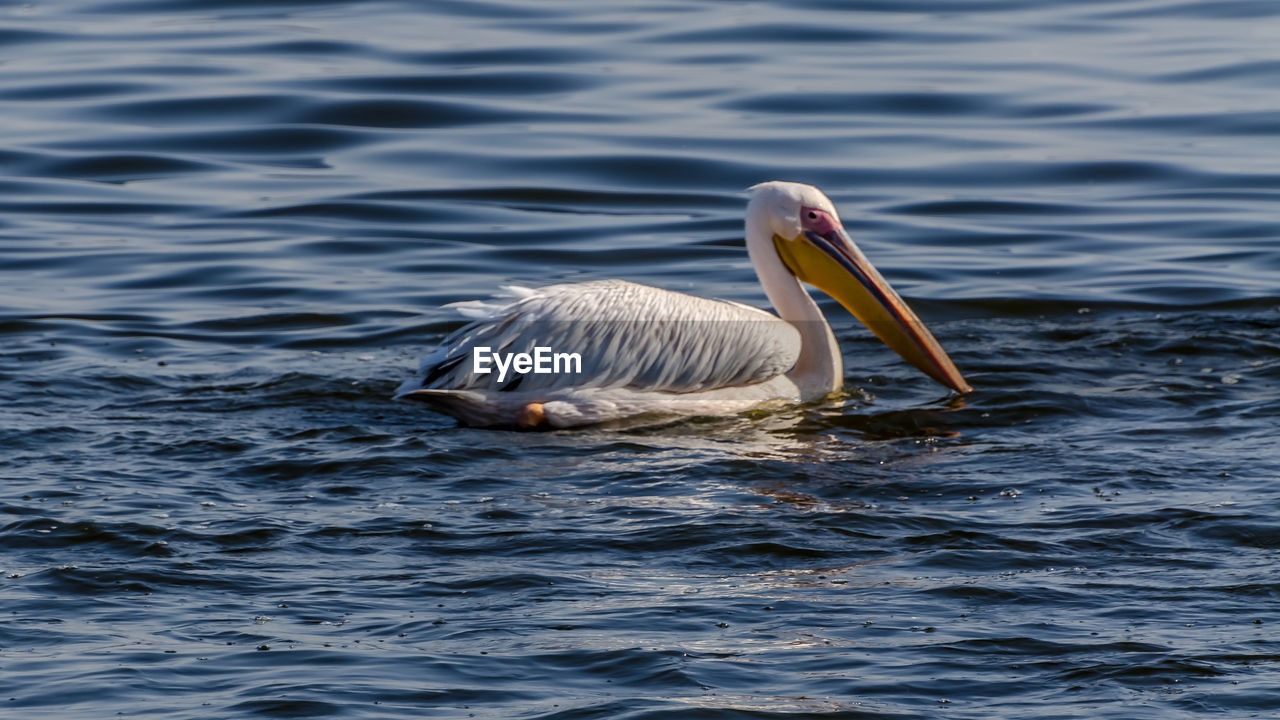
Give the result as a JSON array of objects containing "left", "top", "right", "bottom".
[{"left": 746, "top": 181, "right": 971, "bottom": 394}]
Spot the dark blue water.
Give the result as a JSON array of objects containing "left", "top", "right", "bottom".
[{"left": 4, "top": 1, "right": 1280, "bottom": 718}]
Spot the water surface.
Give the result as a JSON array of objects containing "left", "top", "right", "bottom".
[{"left": 3, "top": 1, "right": 1280, "bottom": 718}]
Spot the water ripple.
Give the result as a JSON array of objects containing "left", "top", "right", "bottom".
[{"left": 4, "top": 1, "right": 1280, "bottom": 718}]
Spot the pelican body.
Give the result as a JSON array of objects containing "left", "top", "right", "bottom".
[{"left": 396, "top": 182, "right": 970, "bottom": 428}]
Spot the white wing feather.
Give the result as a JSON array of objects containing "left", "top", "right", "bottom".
[{"left": 398, "top": 279, "right": 799, "bottom": 396}]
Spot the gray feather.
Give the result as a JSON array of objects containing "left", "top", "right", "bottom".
[{"left": 398, "top": 280, "right": 800, "bottom": 396}]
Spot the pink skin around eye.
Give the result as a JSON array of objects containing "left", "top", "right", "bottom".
[{"left": 800, "top": 206, "right": 842, "bottom": 236}]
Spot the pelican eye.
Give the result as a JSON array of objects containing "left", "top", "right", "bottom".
[{"left": 807, "top": 211, "right": 817, "bottom": 219}]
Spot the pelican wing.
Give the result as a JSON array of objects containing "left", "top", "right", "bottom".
[{"left": 399, "top": 279, "right": 800, "bottom": 395}]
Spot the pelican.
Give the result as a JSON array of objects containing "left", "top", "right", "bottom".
[{"left": 396, "top": 181, "right": 970, "bottom": 428}]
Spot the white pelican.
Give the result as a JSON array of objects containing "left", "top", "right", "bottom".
[{"left": 396, "top": 181, "right": 971, "bottom": 428}]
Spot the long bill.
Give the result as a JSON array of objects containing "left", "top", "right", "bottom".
[{"left": 774, "top": 228, "right": 972, "bottom": 394}]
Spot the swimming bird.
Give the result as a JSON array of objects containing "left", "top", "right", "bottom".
[{"left": 396, "top": 181, "right": 970, "bottom": 428}]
